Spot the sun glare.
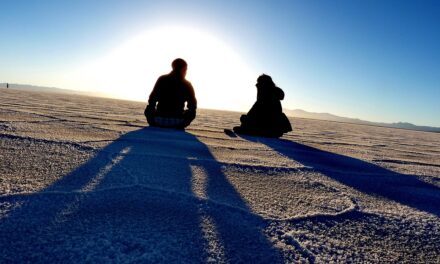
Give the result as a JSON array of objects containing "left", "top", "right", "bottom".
[{"left": 66, "top": 26, "right": 257, "bottom": 111}]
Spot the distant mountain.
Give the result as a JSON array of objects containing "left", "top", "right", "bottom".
[
  {"left": 0, "top": 83, "right": 107, "bottom": 98},
  {"left": 2, "top": 83, "right": 438, "bottom": 133},
  {"left": 284, "top": 109, "right": 440, "bottom": 133}
]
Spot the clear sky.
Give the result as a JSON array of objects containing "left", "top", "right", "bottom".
[{"left": 1, "top": 0, "right": 439, "bottom": 126}]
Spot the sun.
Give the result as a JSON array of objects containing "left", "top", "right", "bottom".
[{"left": 66, "top": 26, "right": 257, "bottom": 112}]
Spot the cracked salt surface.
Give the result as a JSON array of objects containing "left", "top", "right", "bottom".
[{"left": 1, "top": 89, "right": 440, "bottom": 263}]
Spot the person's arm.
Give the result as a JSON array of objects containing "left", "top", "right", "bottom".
[
  {"left": 148, "top": 76, "right": 163, "bottom": 107},
  {"left": 145, "top": 76, "right": 164, "bottom": 125},
  {"left": 186, "top": 82, "right": 197, "bottom": 111}
]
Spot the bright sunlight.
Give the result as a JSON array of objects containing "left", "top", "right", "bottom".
[{"left": 65, "top": 26, "right": 257, "bottom": 111}]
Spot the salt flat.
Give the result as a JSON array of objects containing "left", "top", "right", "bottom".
[{"left": 1, "top": 88, "right": 439, "bottom": 263}]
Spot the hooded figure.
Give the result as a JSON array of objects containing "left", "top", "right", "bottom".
[{"left": 233, "top": 74, "right": 292, "bottom": 137}]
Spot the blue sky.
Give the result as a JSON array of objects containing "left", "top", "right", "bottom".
[{"left": 1, "top": 0, "right": 439, "bottom": 126}]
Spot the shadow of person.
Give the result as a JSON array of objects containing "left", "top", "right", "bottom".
[
  {"left": 240, "top": 136, "right": 440, "bottom": 217},
  {"left": 0, "top": 127, "right": 282, "bottom": 262}
]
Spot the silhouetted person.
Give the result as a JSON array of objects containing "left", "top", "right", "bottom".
[
  {"left": 6, "top": 83, "right": 8, "bottom": 89},
  {"left": 145, "top": 58, "right": 197, "bottom": 129},
  {"left": 233, "top": 74, "right": 292, "bottom": 137}
]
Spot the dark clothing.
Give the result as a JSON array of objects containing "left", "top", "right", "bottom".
[
  {"left": 144, "top": 107, "right": 195, "bottom": 129},
  {"left": 146, "top": 72, "right": 197, "bottom": 128},
  {"left": 234, "top": 86, "right": 292, "bottom": 138},
  {"left": 148, "top": 72, "right": 197, "bottom": 118},
  {"left": 257, "top": 85, "right": 284, "bottom": 102}
]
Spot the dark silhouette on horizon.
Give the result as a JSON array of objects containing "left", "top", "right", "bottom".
[
  {"left": 145, "top": 58, "right": 197, "bottom": 129},
  {"left": 233, "top": 74, "right": 292, "bottom": 138}
]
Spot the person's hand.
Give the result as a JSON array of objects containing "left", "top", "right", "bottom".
[
  {"left": 185, "top": 109, "right": 196, "bottom": 120},
  {"left": 144, "top": 104, "right": 156, "bottom": 125},
  {"left": 181, "top": 109, "right": 196, "bottom": 128},
  {"left": 240, "top": 114, "right": 248, "bottom": 123}
]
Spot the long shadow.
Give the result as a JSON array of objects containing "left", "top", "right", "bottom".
[
  {"left": 241, "top": 136, "right": 440, "bottom": 217},
  {"left": 0, "top": 127, "right": 282, "bottom": 262}
]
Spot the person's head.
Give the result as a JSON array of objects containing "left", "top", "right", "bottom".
[
  {"left": 256, "top": 74, "right": 276, "bottom": 90},
  {"left": 171, "top": 58, "right": 188, "bottom": 79}
]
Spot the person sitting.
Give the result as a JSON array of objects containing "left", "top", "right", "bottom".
[
  {"left": 145, "top": 58, "right": 197, "bottom": 129},
  {"left": 233, "top": 74, "right": 292, "bottom": 138}
]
